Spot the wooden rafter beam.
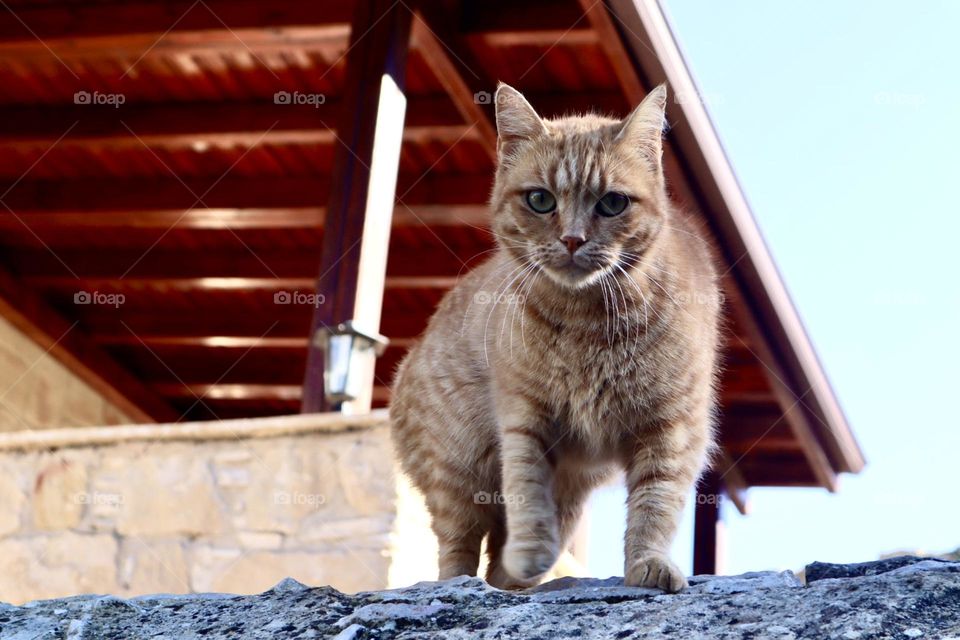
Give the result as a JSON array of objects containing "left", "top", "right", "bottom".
[
  {"left": 713, "top": 450, "right": 749, "bottom": 515},
  {"left": 411, "top": 16, "right": 497, "bottom": 160},
  {"left": 0, "top": 0, "right": 352, "bottom": 41},
  {"left": 458, "top": 0, "right": 593, "bottom": 37},
  {"left": 95, "top": 335, "right": 420, "bottom": 349},
  {"left": 0, "top": 0, "right": 587, "bottom": 41},
  {"left": 4, "top": 247, "right": 489, "bottom": 280},
  {"left": 0, "top": 98, "right": 467, "bottom": 150},
  {"left": 0, "top": 264, "right": 177, "bottom": 422},
  {"left": 0, "top": 90, "right": 623, "bottom": 154},
  {"left": 0, "top": 27, "right": 349, "bottom": 62},
  {"left": 0, "top": 0, "right": 591, "bottom": 61},
  {"left": 0, "top": 205, "right": 490, "bottom": 232},
  {"left": 0, "top": 174, "right": 493, "bottom": 211},
  {"left": 2, "top": 125, "right": 475, "bottom": 152},
  {"left": 735, "top": 453, "right": 822, "bottom": 487},
  {"left": 158, "top": 383, "right": 391, "bottom": 404},
  {"left": 80, "top": 309, "right": 434, "bottom": 343},
  {"left": 577, "top": 0, "right": 645, "bottom": 105},
  {"left": 154, "top": 383, "right": 302, "bottom": 402},
  {"left": 26, "top": 276, "right": 461, "bottom": 292},
  {"left": 415, "top": 1, "right": 504, "bottom": 155},
  {"left": 93, "top": 334, "right": 757, "bottom": 391}
]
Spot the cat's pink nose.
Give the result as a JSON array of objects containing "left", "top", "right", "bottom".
[{"left": 561, "top": 235, "right": 587, "bottom": 255}]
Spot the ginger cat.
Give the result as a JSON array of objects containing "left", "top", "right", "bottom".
[{"left": 390, "top": 83, "right": 720, "bottom": 592}]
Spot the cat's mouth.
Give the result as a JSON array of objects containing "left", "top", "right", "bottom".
[{"left": 542, "top": 255, "right": 608, "bottom": 288}]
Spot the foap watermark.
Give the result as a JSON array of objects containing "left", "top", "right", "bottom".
[
  {"left": 73, "top": 491, "right": 124, "bottom": 507},
  {"left": 473, "top": 290, "right": 526, "bottom": 306},
  {"left": 872, "top": 289, "right": 927, "bottom": 306},
  {"left": 274, "top": 290, "right": 326, "bottom": 307},
  {"left": 473, "top": 90, "right": 517, "bottom": 107},
  {"left": 695, "top": 492, "right": 724, "bottom": 506},
  {"left": 473, "top": 90, "right": 493, "bottom": 105},
  {"left": 74, "top": 290, "right": 125, "bottom": 308},
  {"left": 274, "top": 491, "right": 326, "bottom": 507},
  {"left": 274, "top": 91, "right": 326, "bottom": 108},
  {"left": 474, "top": 491, "right": 526, "bottom": 506},
  {"left": 673, "top": 89, "right": 725, "bottom": 108},
  {"left": 74, "top": 90, "right": 126, "bottom": 108},
  {"left": 874, "top": 91, "right": 926, "bottom": 109},
  {"left": 674, "top": 290, "right": 725, "bottom": 308}
]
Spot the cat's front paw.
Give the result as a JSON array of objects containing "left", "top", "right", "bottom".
[
  {"left": 502, "top": 535, "right": 559, "bottom": 581},
  {"left": 625, "top": 552, "right": 687, "bottom": 593}
]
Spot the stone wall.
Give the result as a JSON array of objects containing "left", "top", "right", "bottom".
[
  {"left": 0, "top": 414, "right": 437, "bottom": 604},
  {"left": 0, "top": 316, "right": 132, "bottom": 432},
  {"left": 3, "top": 557, "right": 959, "bottom": 639}
]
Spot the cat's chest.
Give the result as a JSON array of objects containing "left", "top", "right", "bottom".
[{"left": 533, "top": 325, "right": 662, "bottom": 412}]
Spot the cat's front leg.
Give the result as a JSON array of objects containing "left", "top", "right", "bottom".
[
  {"left": 622, "top": 422, "right": 710, "bottom": 593},
  {"left": 496, "top": 393, "right": 560, "bottom": 582}
]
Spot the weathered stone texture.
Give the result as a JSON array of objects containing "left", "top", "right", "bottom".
[
  {"left": 0, "top": 424, "right": 423, "bottom": 604},
  {"left": 32, "top": 456, "right": 87, "bottom": 530},
  {"left": 1, "top": 557, "right": 958, "bottom": 639}
]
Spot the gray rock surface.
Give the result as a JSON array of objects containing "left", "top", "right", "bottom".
[{"left": 1, "top": 557, "right": 959, "bottom": 639}]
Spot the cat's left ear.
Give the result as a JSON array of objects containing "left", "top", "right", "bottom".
[
  {"left": 615, "top": 84, "right": 668, "bottom": 173},
  {"left": 494, "top": 83, "right": 548, "bottom": 163}
]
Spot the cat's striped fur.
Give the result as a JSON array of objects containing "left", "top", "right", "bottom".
[{"left": 390, "top": 83, "right": 720, "bottom": 592}]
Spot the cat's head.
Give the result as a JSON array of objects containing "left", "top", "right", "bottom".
[{"left": 490, "top": 83, "right": 669, "bottom": 289}]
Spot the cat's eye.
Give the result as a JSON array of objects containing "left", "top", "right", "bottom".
[
  {"left": 596, "top": 192, "right": 630, "bottom": 217},
  {"left": 525, "top": 189, "right": 556, "bottom": 214}
]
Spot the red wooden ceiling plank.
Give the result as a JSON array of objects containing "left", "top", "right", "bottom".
[
  {"left": 0, "top": 205, "right": 490, "bottom": 232},
  {"left": 5, "top": 246, "right": 490, "bottom": 280},
  {"left": 0, "top": 0, "right": 590, "bottom": 61},
  {"left": 0, "top": 98, "right": 466, "bottom": 150},
  {"left": 0, "top": 174, "right": 493, "bottom": 211},
  {"left": 410, "top": 16, "right": 497, "bottom": 160}
]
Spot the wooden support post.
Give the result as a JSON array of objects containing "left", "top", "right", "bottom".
[
  {"left": 301, "top": 0, "right": 412, "bottom": 414},
  {"left": 692, "top": 470, "right": 723, "bottom": 575}
]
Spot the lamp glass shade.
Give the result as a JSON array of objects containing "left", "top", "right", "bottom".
[{"left": 324, "top": 333, "right": 357, "bottom": 403}]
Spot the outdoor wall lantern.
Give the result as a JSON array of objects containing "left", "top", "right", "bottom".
[{"left": 316, "top": 321, "right": 389, "bottom": 406}]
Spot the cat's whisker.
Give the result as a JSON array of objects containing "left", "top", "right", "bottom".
[
  {"left": 605, "top": 271, "right": 624, "bottom": 344},
  {"left": 609, "top": 266, "right": 636, "bottom": 344},
  {"left": 508, "top": 262, "right": 541, "bottom": 357},
  {"left": 518, "top": 267, "right": 542, "bottom": 351},
  {"left": 476, "top": 259, "right": 529, "bottom": 341},
  {"left": 461, "top": 222, "right": 535, "bottom": 247},
  {"left": 619, "top": 246, "right": 713, "bottom": 281},
  {"left": 455, "top": 246, "right": 510, "bottom": 279},
  {"left": 514, "top": 262, "right": 542, "bottom": 349},
  {"left": 660, "top": 222, "right": 714, "bottom": 248},
  {"left": 461, "top": 256, "right": 529, "bottom": 337},
  {"left": 483, "top": 258, "right": 536, "bottom": 365},
  {"left": 498, "top": 261, "right": 538, "bottom": 356},
  {"left": 597, "top": 273, "right": 613, "bottom": 346},
  {"left": 615, "top": 250, "right": 672, "bottom": 278},
  {"left": 617, "top": 262, "right": 672, "bottom": 332},
  {"left": 612, "top": 263, "right": 650, "bottom": 345}
]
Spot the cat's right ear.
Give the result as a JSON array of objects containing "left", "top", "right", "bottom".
[
  {"left": 494, "top": 83, "right": 547, "bottom": 162},
  {"left": 615, "top": 83, "right": 668, "bottom": 175}
]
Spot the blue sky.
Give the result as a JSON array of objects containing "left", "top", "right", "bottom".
[{"left": 589, "top": 0, "right": 960, "bottom": 576}]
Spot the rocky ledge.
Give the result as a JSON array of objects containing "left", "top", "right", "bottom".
[{"left": 1, "top": 557, "right": 958, "bottom": 639}]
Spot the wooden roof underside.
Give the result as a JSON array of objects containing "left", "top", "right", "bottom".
[{"left": 0, "top": 0, "right": 863, "bottom": 499}]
